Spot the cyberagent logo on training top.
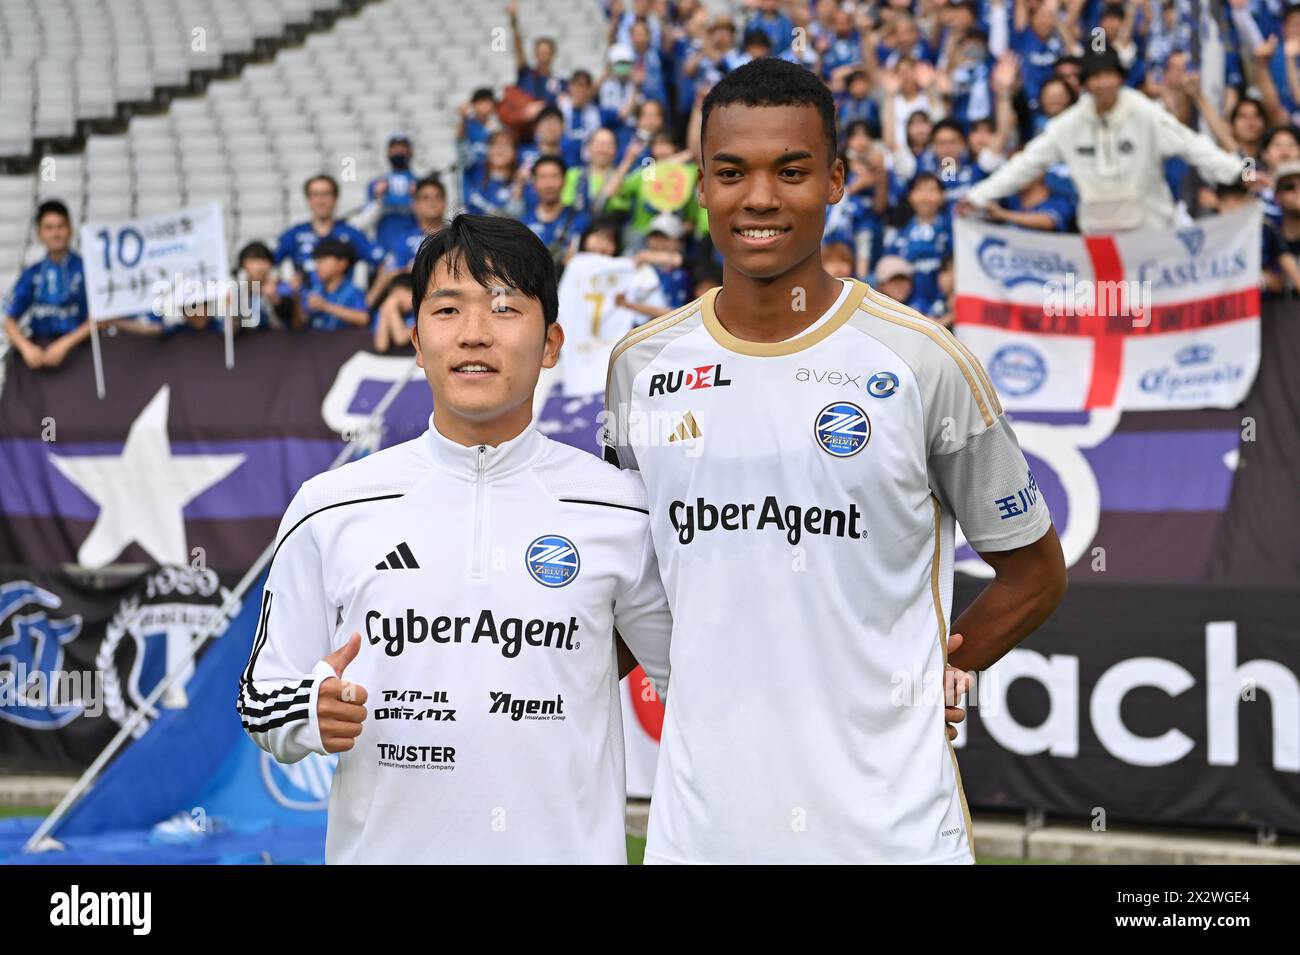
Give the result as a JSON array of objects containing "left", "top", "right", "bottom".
[
  {"left": 814, "top": 402, "right": 870, "bottom": 457},
  {"left": 526, "top": 535, "right": 581, "bottom": 588}
]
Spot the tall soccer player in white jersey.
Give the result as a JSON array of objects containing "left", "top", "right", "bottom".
[
  {"left": 604, "top": 58, "right": 1068, "bottom": 864},
  {"left": 238, "top": 215, "right": 672, "bottom": 864}
]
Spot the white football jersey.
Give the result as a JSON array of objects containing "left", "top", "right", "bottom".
[
  {"left": 238, "top": 419, "right": 671, "bottom": 864},
  {"left": 604, "top": 278, "right": 1052, "bottom": 864},
  {"left": 558, "top": 251, "right": 666, "bottom": 397}
]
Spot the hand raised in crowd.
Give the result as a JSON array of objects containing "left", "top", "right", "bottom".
[{"left": 992, "top": 52, "right": 1020, "bottom": 94}]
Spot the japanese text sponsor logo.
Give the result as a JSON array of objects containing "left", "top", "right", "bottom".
[
  {"left": 365, "top": 608, "right": 581, "bottom": 658},
  {"left": 988, "top": 344, "right": 1047, "bottom": 397},
  {"left": 376, "top": 688, "right": 455, "bottom": 722},
  {"left": 488, "top": 690, "right": 566, "bottom": 722},
  {"left": 976, "top": 236, "right": 1078, "bottom": 289},
  {"left": 647, "top": 363, "right": 733, "bottom": 397},
  {"left": 668, "top": 495, "right": 868, "bottom": 546},
  {"left": 815, "top": 402, "right": 870, "bottom": 457},
  {"left": 376, "top": 742, "right": 456, "bottom": 771},
  {"left": 993, "top": 469, "right": 1041, "bottom": 521},
  {"left": 526, "top": 535, "right": 580, "bottom": 588}
]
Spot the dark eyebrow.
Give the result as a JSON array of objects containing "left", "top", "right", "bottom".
[
  {"left": 710, "top": 150, "right": 816, "bottom": 166},
  {"left": 427, "top": 287, "right": 523, "bottom": 299}
]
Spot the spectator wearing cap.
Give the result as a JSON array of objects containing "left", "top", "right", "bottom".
[
  {"left": 3, "top": 199, "right": 90, "bottom": 370},
  {"left": 522, "top": 157, "right": 589, "bottom": 264},
  {"left": 274, "top": 175, "right": 383, "bottom": 279},
  {"left": 636, "top": 213, "right": 691, "bottom": 309},
  {"left": 599, "top": 44, "right": 641, "bottom": 129},
  {"left": 508, "top": 1, "right": 566, "bottom": 104},
  {"left": 963, "top": 48, "right": 1245, "bottom": 233},
  {"left": 294, "top": 239, "right": 370, "bottom": 331},
  {"left": 873, "top": 254, "right": 915, "bottom": 309}
]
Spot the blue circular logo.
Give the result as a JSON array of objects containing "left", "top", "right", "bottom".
[
  {"left": 988, "top": 345, "right": 1047, "bottom": 397},
  {"left": 526, "top": 535, "right": 580, "bottom": 587},
  {"left": 867, "top": 371, "right": 899, "bottom": 399},
  {"left": 814, "top": 402, "right": 870, "bottom": 457}
]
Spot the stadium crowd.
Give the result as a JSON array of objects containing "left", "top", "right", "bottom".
[{"left": 6, "top": 0, "right": 1299, "bottom": 373}]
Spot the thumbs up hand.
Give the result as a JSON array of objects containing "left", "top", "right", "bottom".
[{"left": 318, "top": 632, "right": 368, "bottom": 754}]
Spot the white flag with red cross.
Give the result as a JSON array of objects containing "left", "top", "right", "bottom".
[{"left": 953, "top": 205, "right": 1261, "bottom": 411}]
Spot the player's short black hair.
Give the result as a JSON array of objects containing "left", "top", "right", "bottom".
[
  {"left": 35, "top": 199, "right": 71, "bottom": 225},
  {"left": 414, "top": 174, "right": 445, "bottom": 198},
  {"left": 531, "top": 155, "right": 567, "bottom": 178},
  {"left": 411, "top": 213, "right": 558, "bottom": 327},
  {"left": 701, "top": 57, "right": 838, "bottom": 164}
]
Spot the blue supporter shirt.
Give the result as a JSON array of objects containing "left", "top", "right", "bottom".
[
  {"left": 300, "top": 274, "right": 368, "bottom": 331},
  {"left": 886, "top": 214, "right": 952, "bottom": 318},
  {"left": 1013, "top": 28, "right": 1064, "bottom": 108},
  {"left": 3, "top": 251, "right": 88, "bottom": 340},
  {"left": 517, "top": 66, "right": 567, "bottom": 104},
  {"left": 274, "top": 221, "right": 383, "bottom": 274},
  {"left": 1001, "top": 191, "right": 1075, "bottom": 231},
  {"left": 463, "top": 162, "right": 517, "bottom": 217},
  {"left": 523, "top": 204, "right": 588, "bottom": 250}
]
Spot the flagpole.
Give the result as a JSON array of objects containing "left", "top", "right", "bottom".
[
  {"left": 22, "top": 356, "right": 420, "bottom": 854},
  {"left": 89, "top": 318, "right": 106, "bottom": 399}
]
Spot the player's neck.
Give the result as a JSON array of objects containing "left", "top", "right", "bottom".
[
  {"left": 715, "top": 259, "right": 843, "bottom": 344},
  {"left": 432, "top": 401, "right": 533, "bottom": 450}
]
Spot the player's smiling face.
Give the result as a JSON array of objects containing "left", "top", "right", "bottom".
[
  {"left": 700, "top": 103, "right": 844, "bottom": 281},
  {"left": 412, "top": 256, "right": 562, "bottom": 427}
]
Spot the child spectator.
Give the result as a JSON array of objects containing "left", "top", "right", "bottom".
[
  {"left": 885, "top": 172, "right": 952, "bottom": 318},
  {"left": 293, "top": 239, "right": 370, "bottom": 331},
  {"left": 3, "top": 199, "right": 90, "bottom": 370}
]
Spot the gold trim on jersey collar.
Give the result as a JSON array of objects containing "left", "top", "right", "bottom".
[{"left": 700, "top": 279, "right": 869, "bottom": 357}]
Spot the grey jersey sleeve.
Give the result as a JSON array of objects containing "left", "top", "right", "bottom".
[
  {"left": 613, "top": 520, "right": 672, "bottom": 701},
  {"left": 926, "top": 349, "right": 1052, "bottom": 553}
]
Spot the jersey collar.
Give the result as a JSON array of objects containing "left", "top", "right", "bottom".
[
  {"left": 700, "top": 279, "right": 868, "bottom": 357},
  {"left": 422, "top": 414, "right": 544, "bottom": 479}
]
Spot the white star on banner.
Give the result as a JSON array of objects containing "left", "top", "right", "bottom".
[{"left": 50, "top": 385, "right": 245, "bottom": 568}]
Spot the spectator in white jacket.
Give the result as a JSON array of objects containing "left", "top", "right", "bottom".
[{"left": 960, "top": 48, "right": 1245, "bottom": 233}]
